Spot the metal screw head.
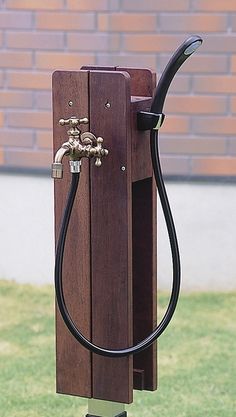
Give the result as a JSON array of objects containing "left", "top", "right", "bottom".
[
  {"left": 105, "top": 101, "right": 111, "bottom": 109},
  {"left": 121, "top": 166, "right": 126, "bottom": 172},
  {"left": 68, "top": 100, "right": 73, "bottom": 107}
]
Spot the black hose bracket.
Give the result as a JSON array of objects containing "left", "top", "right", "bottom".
[{"left": 137, "top": 111, "right": 165, "bottom": 131}]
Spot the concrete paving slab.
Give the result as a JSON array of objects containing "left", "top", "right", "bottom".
[
  {"left": 0, "top": 173, "right": 54, "bottom": 285},
  {"left": 158, "top": 181, "right": 236, "bottom": 292},
  {"left": 0, "top": 173, "right": 235, "bottom": 291}
]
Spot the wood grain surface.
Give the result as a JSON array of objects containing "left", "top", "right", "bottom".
[
  {"left": 132, "top": 177, "right": 157, "bottom": 391},
  {"left": 89, "top": 70, "right": 133, "bottom": 404},
  {"left": 53, "top": 67, "right": 157, "bottom": 403},
  {"left": 53, "top": 70, "right": 92, "bottom": 398},
  {"left": 117, "top": 67, "right": 156, "bottom": 97}
]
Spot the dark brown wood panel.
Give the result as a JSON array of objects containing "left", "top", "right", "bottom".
[
  {"left": 132, "top": 177, "right": 157, "bottom": 391},
  {"left": 53, "top": 67, "right": 158, "bottom": 401},
  {"left": 131, "top": 97, "right": 153, "bottom": 182},
  {"left": 53, "top": 70, "right": 92, "bottom": 398},
  {"left": 82, "top": 66, "right": 156, "bottom": 98},
  {"left": 117, "top": 67, "right": 156, "bottom": 97},
  {"left": 81, "top": 65, "right": 116, "bottom": 71},
  {"left": 122, "top": 68, "right": 157, "bottom": 392},
  {"left": 89, "top": 70, "right": 133, "bottom": 404}
]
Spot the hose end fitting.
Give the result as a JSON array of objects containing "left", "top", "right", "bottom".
[
  {"left": 52, "top": 162, "right": 63, "bottom": 179},
  {"left": 69, "top": 160, "right": 81, "bottom": 173}
]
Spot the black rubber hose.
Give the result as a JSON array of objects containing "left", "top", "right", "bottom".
[
  {"left": 55, "top": 35, "right": 203, "bottom": 357},
  {"left": 54, "top": 129, "right": 181, "bottom": 357}
]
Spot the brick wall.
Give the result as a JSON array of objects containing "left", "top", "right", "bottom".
[{"left": 0, "top": 0, "right": 236, "bottom": 177}]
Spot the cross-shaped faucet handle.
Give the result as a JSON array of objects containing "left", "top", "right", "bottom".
[{"left": 59, "top": 116, "right": 89, "bottom": 127}]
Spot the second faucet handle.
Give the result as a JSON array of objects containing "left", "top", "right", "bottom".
[{"left": 59, "top": 116, "right": 89, "bottom": 127}]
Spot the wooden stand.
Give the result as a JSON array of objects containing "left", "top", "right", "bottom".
[{"left": 52, "top": 67, "right": 157, "bottom": 404}]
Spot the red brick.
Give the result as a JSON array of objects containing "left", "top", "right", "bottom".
[
  {"left": 192, "top": 157, "right": 236, "bottom": 176},
  {"left": 194, "top": 0, "right": 236, "bottom": 11},
  {"left": 165, "top": 95, "right": 227, "bottom": 115},
  {"left": 6, "top": 31, "right": 64, "bottom": 50},
  {"left": 98, "top": 13, "right": 157, "bottom": 32},
  {"left": 0, "top": 129, "right": 34, "bottom": 147},
  {"left": 193, "top": 117, "right": 236, "bottom": 135},
  {"left": 194, "top": 76, "right": 236, "bottom": 94},
  {"left": 0, "top": 51, "right": 32, "bottom": 69},
  {"left": 0, "top": 112, "right": 4, "bottom": 127},
  {"left": 67, "top": 0, "right": 109, "bottom": 10},
  {"left": 97, "top": 14, "right": 108, "bottom": 31},
  {"left": 123, "top": 0, "right": 190, "bottom": 11},
  {"left": 36, "top": 52, "right": 95, "bottom": 70},
  {"left": 160, "top": 14, "right": 227, "bottom": 32},
  {"left": 5, "top": 149, "right": 52, "bottom": 169},
  {"left": 109, "top": 0, "right": 120, "bottom": 10},
  {"left": 0, "top": 1, "right": 234, "bottom": 179},
  {"left": 97, "top": 53, "right": 156, "bottom": 69},
  {"left": 35, "top": 92, "right": 52, "bottom": 110},
  {"left": 200, "top": 35, "right": 236, "bottom": 53},
  {"left": 228, "top": 139, "right": 236, "bottom": 155},
  {"left": 36, "top": 12, "right": 95, "bottom": 31},
  {"left": 231, "top": 56, "right": 236, "bottom": 72},
  {"left": 8, "top": 111, "right": 52, "bottom": 129},
  {"left": 161, "top": 156, "right": 190, "bottom": 176},
  {"left": 0, "top": 91, "right": 33, "bottom": 108},
  {"left": 230, "top": 96, "right": 236, "bottom": 114},
  {"left": 0, "top": 12, "right": 32, "bottom": 28},
  {"left": 0, "top": 148, "right": 4, "bottom": 165},
  {"left": 161, "top": 116, "right": 189, "bottom": 134},
  {"left": 0, "top": 72, "right": 4, "bottom": 87},
  {"left": 164, "top": 76, "right": 191, "bottom": 94},
  {"left": 160, "top": 54, "right": 227, "bottom": 74},
  {"left": 7, "top": 72, "right": 51, "bottom": 90},
  {"left": 160, "top": 136, "right": 226, "bottom": 155},
  {"left": 181, "top": 55, "right": 210, "bottom": 76},
  {"left": 231, "top": 15, "right": 236, "bottom": 31},
  {"left": 67, "top": 33, "right": 120, "bottom": 52},
  {"left": 124, "top": 34, "right": 194, "bottom": 52},
  {"left": 7, "top": 0, "right": 63, "bottom": 9},
  {"left": 36, "top": 130, "right": 52, "bottom": 149}
]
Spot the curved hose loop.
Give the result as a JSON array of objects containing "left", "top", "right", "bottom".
[
  {"left": 55, "top": 36, "right": 203, "bottom": 357},
  {"left": 55, "top": 129, "right": 181, "bottom": 357}
]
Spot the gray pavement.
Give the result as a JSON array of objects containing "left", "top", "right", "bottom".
[
  {"left": 0, "top": 173, "right": 54, "bottom": 285},
  {"left": 158, "top": 181, "right": 236, "bottom": 292},
  {"left": 0, "top": 172, "right": 235, "bottom": 291}
]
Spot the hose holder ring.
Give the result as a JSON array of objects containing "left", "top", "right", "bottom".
[{"left": 137, "top": 111, "right": 165, "bottom": 131}]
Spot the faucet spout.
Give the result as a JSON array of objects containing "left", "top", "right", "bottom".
[{"left": 52, "top": 144, "right": 70, "bottom": 179}]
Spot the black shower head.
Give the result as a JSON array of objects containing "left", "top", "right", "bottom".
[{"left": 151, "top": 35, "right": 203, "bottom": 114}]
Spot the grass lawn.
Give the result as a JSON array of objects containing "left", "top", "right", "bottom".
[{"left": 0, "top": 280, "right": 235, "bottom": 417}]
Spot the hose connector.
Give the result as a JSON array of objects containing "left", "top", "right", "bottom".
[
  {"left": 69, "top": 160, "right": 81, "bottom": 173},
  {"left": 52, "top": 162, "right": 63, "bottom": 179}
]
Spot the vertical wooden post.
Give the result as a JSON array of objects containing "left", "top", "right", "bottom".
[
  {"left": 52, "top": 71, "right": 92, "bottom": 397},
  {"left": 89, "top": 70, "right": 133, "bottom": 404},
  {"left": 53, "top": 67, "right": 157, "bottom": 404}
]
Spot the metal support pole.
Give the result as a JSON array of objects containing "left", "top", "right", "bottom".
[{"left": 87, "top": 399, "right": 126, "bottom": 417}]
